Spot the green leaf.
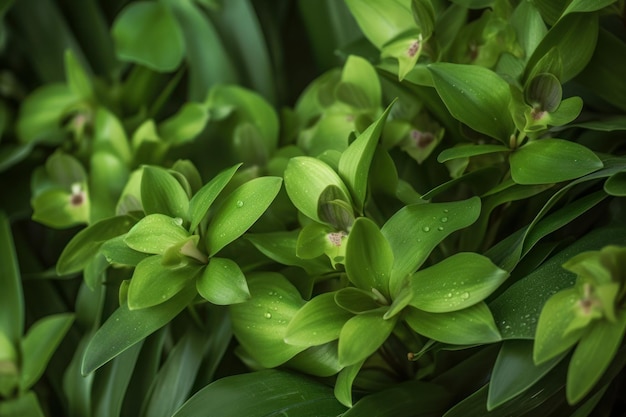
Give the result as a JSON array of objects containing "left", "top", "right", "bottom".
[
  {"left": 525, "top": 12, "right": 598, "bottom": 83},
  {"left": 338, "top": 101, "right": 395, "bottom": 212},
  {"left": 338, "top": 312, "right": 397, "bottom": 366},
  {"left": 604, "top": 172, "right": 626, "bottom": 196},
  {"left": 411, "top": 0, "right": 435, "bottom": 39},
  {"left": 511, "top": 1, "right": 547, "bottom": 62},
  {"left": 510, "top": 139, "right": 603, "bottom": 185},
  {"left": 100, "top": 235, "right": 149, "bottom": 267},
  {"left": 0, "top": 391, "right": 45, "bottom": 417},
  {"left": 562, "top": 0, "right": 618, "bottom": 17},
  {"left": 112, "top": 2, "right": 184, "bottom": 72},
  {"left": 64, "top": 49, "right": 92, "bottom": 99},
  {"left": 158, "top": 102, "right": 209, "bottom": 145},
  {"left": 285, "top": 156, "right": 352, "bottom": 223},
  {"left": 82, "top": 285, "right": 196, "bottom": 374},
  {"left": 124, "top": 214, "right": 189, "bottom": 255},
  {"left": 31, "top": 187, "right": 90, "bottom": 229},
  {"left": 229, "top": 272, "right": 306, "bottom": 367},
  {"left": 344, "top": 0, "right": 415, "bottom": 49},
  {"left": 188, "top": 163, "right": 241, "bottom": 232},
  {"left": 409, "top": 253, "right": 509, "bottom": 313},
  {"left": 533, "top": 288, "right": 586, "bottom": 365},
  {"left": 206, "top": 176, "right": 282, "bottom": 256},
  {"left": 342, "top": 380, "right": 450, "bottom": 417},
  {"left": 172, "top": 370, "right": 346, "bottom": 417},
  {"left": 566, "top": 311, "right": 626, "bottom": 404},
  {"left": 127, "top": 255, "right": 200, "bottom": 310},
  {"left": 20, "top": 313, "right": 74, "bottom": 391},
  {"left": 488, "top": 340, "right": 565, "bottom": 410},
  {"left": 382, "top": 197, "right": 481, "bottom": 296},
  {"left": 334, "top": 360, "right": 364, "bottom": 407},
  {"left": 285, "top": 292, "right": 353, "bottom": 347},
  {"left": 141, "top": 166, "right": 190, "bottom": 220},
  {"left": 345, "top": 217, "right": 394, "bottom": 297},
  {"left": 437, "top": 144, "right": 510, "bottom": 163},
  {"left": 336, "top": 55, "right": 381, "bottom": 111},
  {"left": 405, "top": 303, "right": 501, "bottom": 345},
  {"left": 57, "top": 215, "right": 136, "bottom": 275},
  {"left": 0, "top": 212, "right": 23, "bottom": 344},
  {"left": 429, "top": 63, "right": 515, "bottom": 142},
  {"left": 335, "top": 287, "right": 385, "bottom": 315},
  {"left": 196, "top": 257, "right": 250, "bottom": 305}
]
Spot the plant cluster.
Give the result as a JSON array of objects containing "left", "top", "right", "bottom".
[{"left": 1, "top": 0, "right": 626, "bottom": 416}]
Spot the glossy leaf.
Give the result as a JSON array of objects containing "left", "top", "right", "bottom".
[
  {"left": 127, "top": 255, "right": 201, "bottom": 310},
  {"left": 437, "top": 144, "right": 510, "bottom": 163},
  {"left": 285, "top": 292, "right": 352, "bottom": 347},
  {"left": 429, "top": 63, "right": 515, "bottom": 142},
  {"left": 338, "top": 101, "right": 394, "bottom": 212},
  {"left": 345, "top": 217, "right": 394, "bottom": 297},
  {"left": 344, "top": 0, "right": 415, "bottom": 49},
  {"left": 141, "top": 166, "right": 190, "bottom": 220},
  {"left": 338, "top": 312, "right": 397, "bottom": 366},
  {"left": 196, "top": 257, "right": 250, "bottom": 305},
  {"left": 510, "top": 139, "right": 603, "bottom": 185},
  {"left": 100, "top": 235, "right": 150, "bottom": 267},
  {"left": 561, "top": 0, "right": 618, "bottom": 18},
  {"left": 82, "top": 285, "right": 196, "bottom": 374},
  {"left": 604, "top": 172, "right": 626, "bottom": 196},
  {"left": 567, "top": 311, "right": 626, "bottom": 404},
  {"left": 229, "top": 272, "right": 306, "bottom": 367},
  {"left": 488, "top": 340, "right": 565, "bottom": 410},
  {"left": 124, "top": 213, "right": 189, "bottom": 255},
  {"left": 382, "top": 197, "right": 481, "bottom": 296},
  {"left": 206, "top": 176, "right": 282, "bottom": 256},
  {"left": 336, "top": 55, "right": 381, "bottom": 111},
  {"left": 0, "top": 212, "right": 23, "bottom": 344},
  {"left": 159, "top": 102, "right": 209, "bottom": 145},
  {"left": 404, "top": 303, "right": 501, "bottom": 345},
  {"left": 409, "top": 252, "right": 508, "bottom": 313},
  {"left": 334, "top": 360, "right": 364, "bottom": 407},
  {"left": 172, "top": 370, "right": 346, "bottom": 417},
  {"left": 284, "top": 156, "right": 351, "bottom": 223},
  {"left": 112, "top": 2, "right": 184, "bottom": 72},
  {"left": 20, "top": 313, "right": 74, "bottom": 391},
  {"left": 57, "top": 214, "right": 136, "bottom": 275},
  {"left": 511, "top": 1, "right": 546, "bottom": 62},
  {"left": 188, "top": 163, "right": 241, "bottom": 232},
  {"left": 334, "top": 287, "right": 383, "bottom": 314}
]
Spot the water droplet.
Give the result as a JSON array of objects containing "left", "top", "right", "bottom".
[
  {"left": 173, "top": 217, "right": 183, "bottom": 226},
  {"left": 446, "top": 292, "right": 452, "bottom": 298},
  {"left": 443, "top": 209, "right": 449, "bottom": 213},
  {"left": 422, "top": 226, "right": 431, "bottom": 232},
  {"left": 460, "top": 291, "right": 470, "bottom": 300},
  {"left": 440, "top": 217, "right": 448, "bottom": 223},
  {"left": 236, "top": 200, "right": 244, "bottom": 208},
  {"left": 437, "top": 226, "right": 444, "bottom": 231},
  {"left": 264, "top": 312, "right": 272, "bottom": 319}
]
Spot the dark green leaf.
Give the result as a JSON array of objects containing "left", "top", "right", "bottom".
[
  {"left": 338, "top": 312, "right": 396, "bottom": 366},
  {"left": 196, "top": 257, "right": 250, "bottom": 305},
  {"left": 206, "top": 176, "right": 282, "bottom": 256},
  {"left": 429, "top": 63, "right": 515, "bottom": 142},
  {"left": 112, "top": 2, "right": 184, "bottom": 72},
  {"left": 141, "top": 166, "right": 190, "bottom": 220},
  {"left": 437, "top": 144, "right": 510, "bottom": 163},
  {"left": 336, "top": 55, "right": 381, "bottom": 111},
  {"left": 0, "top": 212, "right": 23, "bottom": 344},
  {"left": 172, "top": 370, "right": 346, "bottom": 417},
  {"left": 511, "top": 1, "right": 547, "bottom": 62},
  {"left": 334, "top": 287, "right": 383, "bottom": 314},
  {"left": 510, "top": 139, "right": 603, "bottom": 185},
  {"left": 562, "top": 0, "right": 618, "bottom": 17},
  {"left": 0, "top": 391, "right": 45, "bottom": 417},
  {"left": 604, "top": 171, "right": 626, "bottom": 196}
]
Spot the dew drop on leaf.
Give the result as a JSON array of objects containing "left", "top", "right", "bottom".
[
  {"left": 236, "top": 200, "right": 244, "bottom": 208},
  {"left": 422, "top": 226, "right": 431, "bottom": 232},
  {"left": 264, "top": 312, "right": 272, "bottom": 319},
  {"left": 460, "top": 291, "right": 470, "bottom": 300}
]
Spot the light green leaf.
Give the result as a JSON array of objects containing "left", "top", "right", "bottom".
[
  {"left": 409, "top": 253, "right": 509, "bottom": 313},
  {"left": 124, "top": 214, "right": 189, "bottom": 255},
  {"left": 544, "top": 96, "right": 583, "bottom": 126},
  {"left": 338, "top": 312, "right": 397, "bottom": 366},
  {"left": 206, "top": 176, "right": 282, "bottom": 256},
  {"left": 285, "top": 292, "right": 353, "bottom": 347},
  {"left": 112, "top": 2, "right": 184, "bottom": 72},
  {"left": 82, "top": 285, "right": 196, "bottom": 374},
  {"left": 344, "top": 0, "right": 415, "bottom": 49},
  {"left": 196, "top": 257, "right": 250, "bottom": 305},
  {"left": 100, "top": 235, "right": 149, "bottom": 267},
  {"left": 437, "top": 144, "right": 510, "bottom": 163},
  {"left": 334, "top": 360, "right": 364, "bottom": 407},
  {"left": 57, "top": 215, "right": 136, "bottom": 275},
  {"left": 429, "top": 63, "right": 515, "bottom": 142},
  {"left": 93, "top": 108, "right": 131, "bottom": 164},
  {"left": 20, "top": 313, "right": 74, "bottom": 391},
  {"left": 64, "top": 50, "right": 92, "bottom": 99},
  {"left": 141, "top": 166, "right": 190, "bottom": 220},
  {"left": 127, "top": 255, "right": 200, "bottom": 310},
  {"left": 0, "top": 391, "right": 45, "bottom": 417},
  {"left": 510, "top": 139, "right": 603, "bottom": 185},
  {"left": 338, "top": 101, "right": 395, "bottom": 212},
  {"left": 566, "top": 311, "right": 626, "bottom": 404},
  {"left": 158, "top": 102, "right": 209, "bottom": 145},
  {"left": 404, "top": 303, "right": 501, "bottom": 345},
  {"left": 382, "top": 197, "right": 481, "bottom": 296},
  {"left": 334, "top": 287, "right": 383, "bottom": 314},
  {"left": 0, "top": 212, "right": 23, "bottom": 344},
  {"left": 336, "top": 55, "right": 381, "bottom": 111},
  {"left": 188, "top": 163, "right": 241, "bottom": 232},
  {"left": 229, "top": 273, "right": 306, "bottom": 368},
  {"left": 345, "top": 217, "right": 394, "bottom": 297},
  {"left": 31, "top": 187, "right": 90, "bottom": 229},
  {"left": 172, "top": 370, "right": 346, "bottom": 417},
  {"left": 562, "top": 0, "right": 618, "bottom": 18}
]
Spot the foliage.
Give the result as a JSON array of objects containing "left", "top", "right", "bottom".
[{"left": 1, "top": 0, "right": 626, "bottom": 415}]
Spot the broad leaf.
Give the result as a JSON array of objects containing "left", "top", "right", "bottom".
[
  {"left": 344, "top": 0, "right": 415, "bottom": 49},
  {"left": 196, "top": 257, "right": 250, "bottom": 305},
  {"left": 429, "top": 63, "right": 515, "bottom": 142},
  {"left": 334, "top": 287, "right": 384, "bottom": 315},
  {"left": 172, "top": 370, "right": 346, "bottom": 417},
  {"left": 159, "top": 102, "right": 208, "bottom": 145},
  {"left": 141, "top": 166, "right": 190, "bottom": 220},
  {"left": 188, "top": 163, "right": 241, "bottom": 231},
  {"left": 510, "top": 139, "right": 602, "bottom": 185},
  {"left": 338, "top": 312, "right": 397, "bottom": 366},
  {"left": 404, "top": 303, "right": 501, "bottom": 345},
  {"left": 604, "top": 171, "right": 626, "bottom": 196},
  {"left": 206, "top": 176, "right": 282, "bottom": 256},
  {"left": 124, "top": 213, "right": 189, "bottom": 255},
  {"left": 336, "top": 55, "right": 381, "bottom": 111}
]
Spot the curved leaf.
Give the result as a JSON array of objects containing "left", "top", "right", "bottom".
[
  {"left": 338, "top": 312, "right": 397, "bottom": 366},
  {"left": 196, "top": 257, "right": 250, "bottom": 305},
  {"left": 124, "top": 213, "right": 189, "bottom": 255},
  {"left": 141, "top": 166, "right": 190, "bottom": 220}
]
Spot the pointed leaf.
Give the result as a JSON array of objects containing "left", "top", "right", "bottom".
[
  {"left": 437, "top": 144, "right": 510, "bottom": 163},
  {"left": 510, "top": 139, "right": 603, "bottom": 185},
  {"left": 334, "top": 360, "right": 364, "bottom": 407},
  {"left": 196, "top": 257, "right": 250, "bottom": 305},
  {"left": 188, "top": 163, "right": 241, "bottom": 231},
  {"left": 338, "top": 312, "right": 397, "bottom": 366},
  {"left": 336, "top": 55, "right": 381, "bottom": 111},
  {"left": 206, "top": 176, "right": 282, "bottom": 256},
  {"left": 404, "top": 303, "right": 501, "bottom": 345},
  {"left": 0, "top": 212, "right": 23, "bottom": 343},
  {"left": 124, "top": 214, "right": 189, "bottom": 255},
  {"left": 141, "top": 166, "right": 190, "bottom": 220},
  {"left": 64, "top": 50, "right": 92, "bottom": 99},
  {"left": 338, "top": 101, "right": 395, "bottom": 212}
]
